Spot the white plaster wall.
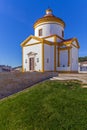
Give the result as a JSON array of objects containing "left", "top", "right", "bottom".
[
  {"left": 57, "top": 66, "right": 70, "bottom": 71},
  {"left": 78, "top": 63, "right": 81, "bottom": 71},
  {"left": 45, "top": 36, "right": 63, "bottom": 43},
  {"left": 23, "top": 44, "right": 42, "bottom": 71},
  {"left": 26, "top": 39, "right": 40, "bottom": 45},
  {"left": 50, "top": 46, "right": 54, "bottom": 70},
  {"left": 56, "top": 37, "right": 63, "bottom": 42},
  {"left": 45, "top": 37, "right": 54, "bottom": 42},
  {"left": 70, "top": 45, "right": 78, "bottom": 71},
  {"left": 60, "top": 50, "right": 68, "bottom": 67},
  {"left": 56, "top": 47, "right": 58, "bottom": 69},
  {"left": 35, "top": 22, "right": 64, "bottom": 38},
  {"left": 56, "top": 50, "right": 71, "bottom": 71},
  {"left": 44, "top": 44, "right": 54, "bottom": 71}
]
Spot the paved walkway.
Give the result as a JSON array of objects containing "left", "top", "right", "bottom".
[
  {"left": 51, "top": 73, "right": 87, "bottom": 84},
  {"left": 0, "top": 72, "right": 58, "bottom": 99},
  {"left": 0, "top": 72, "right": 87, "bottom": 99}
]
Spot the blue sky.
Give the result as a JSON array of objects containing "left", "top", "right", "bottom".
[{"left": 0, "top": 0, "right": 87, "bottom": 67}]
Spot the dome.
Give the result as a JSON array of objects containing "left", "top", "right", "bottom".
[{"left": 33, "top": 9, "right": 65, "bottom": 29}]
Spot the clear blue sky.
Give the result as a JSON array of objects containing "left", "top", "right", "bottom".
[{"left": 0, "top": 0, "right": 87, "bottom": 67}]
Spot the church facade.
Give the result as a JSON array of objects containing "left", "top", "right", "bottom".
[{"left": 21, "top": 9, "right": 80, "bottom": 72}]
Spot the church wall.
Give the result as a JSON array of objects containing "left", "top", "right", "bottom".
[
  {"left": 23, "top": 44, "right": 42, "bottom": 71},
  {"left": 70, "top": 45, "right": 78, "bottom": 71},
  {"left": 44, "top": 44, "right": 54, "bottom": 71},
  {"left": 35, "top": 23, "right": 64, "bottom": 38},
  {"left": 45, "top": 37, "right": 63, "bottom": 43},
  {"left": 26, "top": 39, "right": 40, "bottom": 46},
  {"left": 56, "top": 50, "right": 70, "bottom": 71},
  {"left": 56, "top": 37, "right": 63, "bottom": 42},
  {"left": 60, "top": 50, "right": 68, "bottom": 67},
  {"left": 45, "top": 37, "right": 54, "bottom": 42}
]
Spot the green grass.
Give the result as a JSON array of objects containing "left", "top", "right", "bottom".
[{"left": 0, "top": 80, "right": 87, "bottom": 130}]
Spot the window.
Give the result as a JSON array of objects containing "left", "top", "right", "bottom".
[
  {"left": 38, "top": 29, "right": 42, "bottom": 36},
  {"left": 37, "top": 58, "right": 39, "bottom": 62},
  {"left": 62, "top": 30, "right": 64, "bottom": 37}
]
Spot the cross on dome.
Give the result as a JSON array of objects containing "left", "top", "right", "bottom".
[
  {"left": 46, "top": 8, "right": 53, "bottom": 15},
  {"left": 33, "top": 9, "right": 65, "bottom": 28}
]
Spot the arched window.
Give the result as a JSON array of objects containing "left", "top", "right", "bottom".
[
  {"left": 62, "top": 30, "right": 64, "bottom": 37},
  {"left": 38, "top": 29, "right": 42, "bottom": 36}
]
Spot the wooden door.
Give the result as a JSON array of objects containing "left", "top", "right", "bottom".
[{"left": 29, "top": 58, "right": 34, "bottom": 71}]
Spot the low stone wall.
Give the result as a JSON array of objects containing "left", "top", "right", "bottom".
[{"left": 0, "top": 72, "right": 58, "bottom": 99}]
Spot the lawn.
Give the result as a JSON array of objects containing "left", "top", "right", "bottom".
[{"left": 0, "top": 80, "right": 87, "bottom": 130}]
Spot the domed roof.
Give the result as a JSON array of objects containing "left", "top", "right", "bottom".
[{"left": 33, "top": 9, "right": 65, "bottom": 28}]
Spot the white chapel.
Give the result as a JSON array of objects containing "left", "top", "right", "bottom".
[{"left": 21, "top": 9, "right": 80, "bottom": 72}]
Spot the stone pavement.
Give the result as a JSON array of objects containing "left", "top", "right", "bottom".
[
  {"left": 0, "top": 72, "right": 58, "bottom": 99},
  {"left": 50, "top": 73, "right": 87, "bottom": 84},
  {"left": 0, "top": 72, "right": 87, "bottom": 99}
]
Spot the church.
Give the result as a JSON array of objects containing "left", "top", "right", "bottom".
[{"left": 21, "top": 9, "right": 80, "bottom": 72}]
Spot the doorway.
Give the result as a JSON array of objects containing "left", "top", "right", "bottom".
[{"left": 29, "top": 57, "right": 34, "bottom": 71}]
